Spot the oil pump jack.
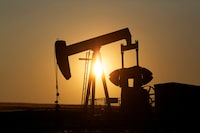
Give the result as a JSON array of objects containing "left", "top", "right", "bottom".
[{"left": 55, "top": 28, "right": 153, "bottom": 117}]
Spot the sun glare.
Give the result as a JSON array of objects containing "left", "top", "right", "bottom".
[{"left": 93, "top": 59, "right": 103, "bottom": 78}]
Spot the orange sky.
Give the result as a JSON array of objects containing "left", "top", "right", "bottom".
[{"left": 0, "top": 1, "right": 200, "bottom": 104}]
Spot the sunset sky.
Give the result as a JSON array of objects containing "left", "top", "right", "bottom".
[{"left": 0, "top": 1, "right": 200, "bottom": 104}]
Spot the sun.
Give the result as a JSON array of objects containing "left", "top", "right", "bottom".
[{"left": 93, "top": 58, "right": 103, "bottom": 78}]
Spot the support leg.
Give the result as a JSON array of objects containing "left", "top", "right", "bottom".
[{"left": 99, "top": 53, "right": 110, "bottom": 107}]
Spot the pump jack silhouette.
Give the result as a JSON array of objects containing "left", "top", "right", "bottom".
[{"left": 55, "top": 28, "right": 153, "bottom": 112}]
